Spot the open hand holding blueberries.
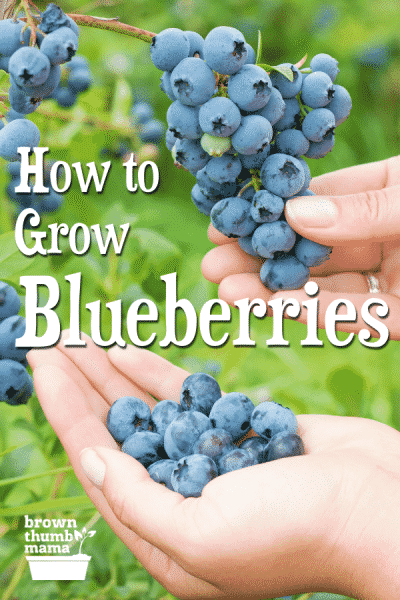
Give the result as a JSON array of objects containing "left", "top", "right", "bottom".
[
  {"left": 202, "top": 155, "right": 400, "bottom": 339},
  {"left": 28, "top": 335, "right": 400, "bottom": 600}
]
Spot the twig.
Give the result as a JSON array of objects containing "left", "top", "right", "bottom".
[{"left": 67, "top": 13, "right": 156, "bottom": 42}]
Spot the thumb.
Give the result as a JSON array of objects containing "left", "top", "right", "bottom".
[{"left": 285, "top": 184, "right": 400, "bottom": 244}]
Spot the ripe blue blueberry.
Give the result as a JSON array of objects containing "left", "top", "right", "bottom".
[
  {"left": 251, "top": 400, "right": 298, "bottom": 441},
  {"left": 218, "top": 448, "right": 258, "bottom": 474},
  {"left": 122, "top": 431, "right": 166, "bottom": 467},
  {"left": 40, "top": 26, "right": 79, "bottom": 65},
  {"left": 167, "top": 101, "right": 201, "bottom": 140},
  {"left": 0, "top": 315, "right": 28, "bottom": 361},
  {"left": 0, "top": 19, "right": 31, "bottom": 57},
  {"left": 295, "top": 237, "right": 332, "bottom": 267},
  {"left": 180, "top": 372, "right": 221, "bottom": 415},
  {"left": 231, "top": 115, "right": 273, "bottom": 155},
  {"left": 325, "top": 84, "right": 352, "bottom": 126},
  {"left": 273, "top": 98, "right": 301, "bottom": 131},
  {"left": 159, "top": 71, "right": 175, "bottom": 101},
  {"left": 171, "top": 57, "right": 216, "bottom": 106},
  {"left": 0, "top": 359, "right": 33, "bottom": 405},
  {"left": 209, "top": 392, "right": 255, "bottom": 441},
  {"left": 228, "top": 64, "right": 272, "bottom": 111},
  {"left": 204, "top": 26, "right": 248, "bottom": 75},
  {"left": 164, "top": 410, "right": 212, "bottom": 460},
  {"left": 0, "top": 282, "right": 21, "bottom": 321},
  {"left": 9, "top": 47, "right": 51, "bottom": 88},
  {"left": 147, "top": 459, "right": 178, "bottom": 490},
  {"left": 196, "top": 166, "right": 237, "bottom": 199},
  {"left": 256, "top": 86, "right": 286, "bottom": 126},
  {"left": 150, "top": 28, "right": 190, "bottom": 71},
  {"left": 310, "top": 53, "right": 339, "bottom": 82},
  {"left": 199, "top": 97, "right": 241, "bottom": 138},
  {"left": 250, "top": 190, "right": 285, "bottom": 223},
  {"left": 260, "top": 154, "right": 305, "bottom": 198},
  {"left": 131, "top": 102, "right": 154, "bottom": 124},
  {"left": 244, "top": 43, "right": 256, "bottom": 65},
  {"left": 192, "top": 428, "right": 234, "bottom": 461},
  {"left": 270, "top": 64, "right": 302, "bottom": 98},
  {"left": 276, "top": 129, "right": 310, "bottom": 157},
  {"left": 150, "top": 399, "right": 183, "bottom": 438},
  {"left": 302, "top": 108, "right": 336, "bottom": 142},
  {"left": 184, "top": 30, "right": 205, "bottom": 59},
  {"left": 9, "top": 85, "right": 42, "bottom": 115},
  {"left": 239, "top": 436, "right": 269, "bottom": 463},
  {"left": 252, "top": 221, "right": 296, "bottom": 257},
  {"left": 301, "top": 71, "right": 335, "bottom": 108},
  {"left": 174, "top": 138, "right": 209, "bottom": 175},
  {"left": 171, "top": 454, "right": 218, "bottom": 498},
  {"left": 206, "top": 154, "right": 242, "bottom": 184},
  {"left": 106, "top": 396, "right": 151, "bottom": 443},
  {"left": 139, "top": 119, "right": 166, "bottom": 144},
  {"left": 238, "top": 234, "right": 260, "bottom": 257},
  {"left": 67, "top": 68, "right": 91, "bottom": 93},
  {"left": 304, "top": 133, "right": 335, "bottom": 159},
  {"left": 260, "top": 255, "right": 310, "bottom": 291},
  {"left": 266, "top": 431, "right": 305, "bottom": 461},
  {"left": 210, "top": 196, "right": 257, "bottom": 238},
  {"left": 191, "top": 184, "right": 217, "bottom": 216},
  {"left": 238, "top": 144, "right": 271, "bottom": 170}
]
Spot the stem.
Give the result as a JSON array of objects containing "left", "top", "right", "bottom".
[
  {"left": 237, "top": 179, "right": 255, "bottom": 197},
  {"left": 20, "top": 0, "right": 37, "bottom": 46},
  {"left": 35, "top": 104, "right": 135, "bottom": 137},
  {"left": 2, "top": 556, "right": 27, "bottom": 600},
  {"left": 67, "top": 13, "right": 156, "bottom": 42}
]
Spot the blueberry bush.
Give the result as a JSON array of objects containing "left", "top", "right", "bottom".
[{"left": 0, "top": 0, "right": 399, "bottom": 599}]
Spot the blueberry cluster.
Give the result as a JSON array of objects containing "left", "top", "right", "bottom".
[
  {"left": 0, "top": 4, "right": 80, "bottom": 162},
  {"left": 107, "top": 372, "right": 305, "bottom": 498},
  {"left": 6, "top": 160, "right": 63, "bottom": 216},
  {"left": 0, "top": 282, "right": 32, "bottom": 406},
  {"left": 151, "top": 27, "right": 352, "bottom": 291},
  {"left": 50, "top": 55, "right": 92, "bottom": 109}
]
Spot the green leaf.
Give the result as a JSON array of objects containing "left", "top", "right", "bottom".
[
  {"left": 257, "top": 63, "right": 294, "bottom": 81},
  {"left": 256, "top": 29, "right": 263, "bottom": 64},
  {"left": 0, "top": 494, "right": 93, "bottom": 516},
  {"left": 0, "top": 442, "right": 31, "bottom": 459},
  {"left": 0, "top": 466, "right": 74, "bottom": 488},
  {"left": 0, "top": 231, "right": 40, "bottom": 280},
  {"left": 301, "top": 67, "right": 312, "bottom": 73}
]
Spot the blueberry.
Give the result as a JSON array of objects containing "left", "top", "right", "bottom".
[
  {"left": 302, "top": 108, "right": 336, "bottom": 142},
  {"left": 231, "top": 115, "right": 273, "bottom": 155},
  {"left": 164, "top": 411, "right": 212, "bottom": 460},
  {"left": 325, "top": 84, "right": 352, "bottom": 126},
  {"left": 191, "top": 184, "right": 217, "bottom": 216},
  {"left": 39, "top": 3, "right": 71, "bottom": 33},
  {"left": 139, "top": 119, "right": 166, "bottom": 144},
  {"left": 251, "top": 190, "right": 285, "bottom": 223},
  {"left": 174, "top": 138, "right": 209, "bottom": 175},
  {"left": 159, "top": 71, "right": 175, "bottom": 101},
  {"left": 228, "top": 64, "right": 272, "bottom": 111},
  {"left": 204, "top": 26, "right": 248, "bottom": 75},
  {"left": 0, "top": 19, "right": 31, "bottom": 57},
  {"left": 9, "top": 85, "right": 42, "bottom": 115},
  {"left": 256, "top": 86, "right": 285, "bottom": 126},
  {"left": 180, "top": 372, "right": 222, "bottom": 415},
  {"left": 304, "top": 133, "right": 335, "bottom": 159},
  {"left": 35, "top": 189, "right": 63, "bottom": 213},
  {"left": 295, "top": 237, "right": 332, "bottom": 267},
  {"left": 0, "top": 56, "right": 10, "bottom": 72},
  {"left": 147, "top": 459, "right": 178, "bottom": 490},
  {"left": 184, "top": 30, "right": 205, "bottom": 59},
  {"left": 244, "top": 43, "right": 256, "bottom": 65},
  {"left": 171, "top": 57, "right": 216, "bottom": 106},
  {"left": 171, "top": 454, "right": 218, "bottom": 498},
  {"left": 273, "top": 98, "right": 301, "bottom": 131},
  {"left": 165, "top": 128, "right": 179, "bottom": 150},
  {"left": 260, "top": 154, "right": 305, "bottom": 198},
  {"left": 252, "top": 221, "right": 296, "bottom": 257},
  {"left": 266, "top": 431, "right": 305, "bottom": 461},
  {"left": 210, "top": 196, "right": 257, "bottom": 238},
  {"left": 301, "top": 71, "right": 335, "bottom": 108},
  {"left": 0, "top": 316, "right": 28, "bottom": 361},
  {"left": 218, "top": 448, "right": 257, "bottom": 474},
  {"left": 40, "top": 26, "right": 79, "bottom": 65},
  {"left": 150, "top": 400, "right": 183, "bottom": 438},
  {"left": 209, "top": 392, "right": 254, "bottom": 441},
  {"left": 196, "top": 166, "right": 237, "bottom": 199},
  {"left": 206, "top": 154, "right": 242, "bottom": 183},
  {"left": 150, "top": 28, "right": 190, "bottom": 71},
  {"left": 270, "top": 64, "right": 302, "bottom": 98},
  {"left": 193, "top": 428, "right": 234, "bottom": 461},
  {"left": 260, "top": 255, "right": 310, "bottom": 291},
  {"left": 276, "top": 129, "right": 310, "bottom": 157},
  {"left": 0, "top": 359, "right": 33, "bottom": 405},
  {"left": 10, "top": 64, "right": 62, "bottom": 99},
  {"left": 122, "top": 431, "right": 166, "bottom": 467},
  {"left": 54, "top": 86, "right": 77, "bottom": 108},
  {"left": 9, "top": 47, "right": 51, "bottom": 89},
  {"left": 237, "top": 144, "right": 271, "bottom": 170},
  {"left": 297, "top": 158, "right": 312, "bottom": 193},
  {"left": 239, "top": 436, "right": 269, "bottom": 463},
  {"left": 68, "top": 68, "right": 92, "bottom": 93},
  {"left": 310, "top": 53, "right": 339, "bottom": 82},
  {"left": 199, "top": 97, "right": 241, "bottom": 138},
  {"left": 106, "top": 396, "right": 151, "bottom": 443},
  {"left": 167, "top": 101, "right": 202, "bottom": 140},
  {"left": 238, "top": 235, "right": 260, "bottom": 257},
  {"left": 0, "top": 282, "right": 21, "bottom": 321},
  {"left": 251, "top": 400, "right": 298, "bottom": 440}
]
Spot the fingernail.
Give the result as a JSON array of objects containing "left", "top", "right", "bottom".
[
  {"left": 80, "top": 448, "right": 105, "bottom": 489},
  {"left": 286, "top": 197, "right": 338, "bottom": 228}
]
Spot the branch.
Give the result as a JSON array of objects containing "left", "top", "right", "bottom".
[{"left": 67, "top": 13, "right": 156, "bottom": 42}]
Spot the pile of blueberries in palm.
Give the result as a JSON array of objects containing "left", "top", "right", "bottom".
[
  {"left": 107, "top": 372, "right": 304, "bottom": 498},
  {"left": 0, "top": 282, "right": 31, "bottom": 406},
  {"left": 151, "top": 26, "right": 352, "bottom": 291},
  {"left": 0, "top": 4, "right": 81, "bottom": 162}
]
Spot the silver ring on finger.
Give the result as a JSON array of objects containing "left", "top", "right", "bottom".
[{"left": 366, "top": 274, "right": 381, "bottom": 294}]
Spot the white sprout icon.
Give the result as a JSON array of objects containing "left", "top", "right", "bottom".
[{"left": 74, "top": 526, "right": 96, "bottom": 555}]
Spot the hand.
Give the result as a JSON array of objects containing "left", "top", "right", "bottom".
[
  {"left": 28, "top": 336, "right": 400, "bottom": 600},
  {"left": 201, "top": 156, "right": 400, "bottom": 339}
]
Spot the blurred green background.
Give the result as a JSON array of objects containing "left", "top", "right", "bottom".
[{"left": 1, "top": 0, "right": 400, "bottom": 598}]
